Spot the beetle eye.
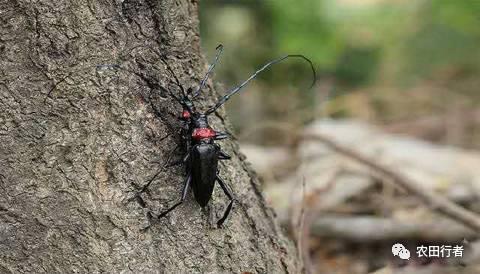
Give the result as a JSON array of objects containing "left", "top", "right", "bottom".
[{"left": 181, "top": 110, "right": 191, "bottom": 119}]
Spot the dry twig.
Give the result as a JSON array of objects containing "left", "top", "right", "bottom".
[
  {"left": 311, "top": 214, "right": 476, "bottom": 242},
  {"left": 303, "top": 133, "right": 480, "bottom": 233},
  {"left": 297, "top": 171, "right": 340, "bottom": 274}
]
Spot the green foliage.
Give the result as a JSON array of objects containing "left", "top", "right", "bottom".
[
  {"left": 431, "top": 0, "right": 480, "bottom": 35},
  {"left": 334, "top": 46, "right": 380, "bottom": 88},
  {"left": 200, "top": 0, "right": 480, "bottom": 137},
  {"left": 401, "top": 0, "right": 480, "bottom": 82},
  {"left": 265, "top": 0, "right": 343, "bottom": 68}
]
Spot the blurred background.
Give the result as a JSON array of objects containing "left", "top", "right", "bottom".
[{"left": 200, "top": 1, "right": 480, "bottom": 273}]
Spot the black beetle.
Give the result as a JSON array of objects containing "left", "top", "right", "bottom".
[
  {"left": 158, "top": 44, "right": 316, "bottom": 227},
  {"left": 44, "top": 45, "right": 316, "bottom": 227}
]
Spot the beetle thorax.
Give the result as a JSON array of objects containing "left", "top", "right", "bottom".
[
  {"left": 191, "top": 114, "right": 216, "bottom": 141},
  {"left": 193, "top": 114, "right": 209, "bottom": 129}
]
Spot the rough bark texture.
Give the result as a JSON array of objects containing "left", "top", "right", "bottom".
[{"left": 0, "top": 0, "right": 300, "bottom": 273}]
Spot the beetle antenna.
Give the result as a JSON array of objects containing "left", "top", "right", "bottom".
[
  {"left": 192, "top": 44, "right": 224, "bottom": 99},
  {"left": 204, "top": 54, "right": 316, "bottom": 115}
]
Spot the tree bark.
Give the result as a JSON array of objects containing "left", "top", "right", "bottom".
[{"left": 0, "top": 0, "right": 300, "bottom": 273}]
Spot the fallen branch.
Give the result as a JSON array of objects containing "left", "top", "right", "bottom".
[
  {"left": 311, "top": 214, "right": 476, "bottom": 242},
  {"left": 384, "top": 108, "right": 480, "bottom": 146},
  {"left": 303, "top": 133, "right": 480, "bottom": 233}
]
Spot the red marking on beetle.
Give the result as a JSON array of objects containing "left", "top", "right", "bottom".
[
  {"left": 192, "top": 128, "right": 216, "bottom": 140},
  {"left": 182, "top": 110, "right": 191, "bottom": 119}
]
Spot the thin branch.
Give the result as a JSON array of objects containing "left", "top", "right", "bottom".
[
  {"left": 296, "top": 177, "right": 311, "bottom": 274},
  {"left": 311, "top": 214, "right": 477, "bottom": 242},
  {"left": 302, "top": 132, "right": 480, "bottom": 233},
  {"left": 292, "top": 171, "right": 340, "bottom": 274}
]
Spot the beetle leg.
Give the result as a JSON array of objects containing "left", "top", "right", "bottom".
[
  {"left": 218, "top": 150, "right": 231, "bottom": 160},
  {"left": 216, "top": 175, "right": 235, "bottom": 227},
  {"left": 164, "top": 143, "right": 180, "bottom": 166},
  {"left": 158, "top": 173, "right": 192, "bottom": 219},
  {"left": 166, "top": 152, "right": 190, "bottom": 167},
  {"left": 214, "top": 131, "right": 229, "bottom": 140},
  {"left": 183, "top": 152, "right": 190, "bottom": 162},
  {"left": 165, "top": 159, "right": 182, "bottom": 168},
  {"left": 132, "top": 144, "right": 182, "bottom": 194}
]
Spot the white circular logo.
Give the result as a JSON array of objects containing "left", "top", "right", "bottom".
[{"left": 392, "top": 243, "right": 410, "bottom": 260}]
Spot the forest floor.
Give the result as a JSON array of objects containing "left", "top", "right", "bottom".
[{"left": 241, "top": 119, "right": 480, "bottom": 274}]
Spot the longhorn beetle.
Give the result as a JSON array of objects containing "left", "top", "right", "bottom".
[
  {"left": 159, "top": 44, "right": 317, "bottom": 227},
  {"left": 45, "top": 45, "right": 316, "bottom": 227}
]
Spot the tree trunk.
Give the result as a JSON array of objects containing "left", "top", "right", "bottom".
[{"left": 0, "top": 0, "right": 300, "bottom": 273}]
